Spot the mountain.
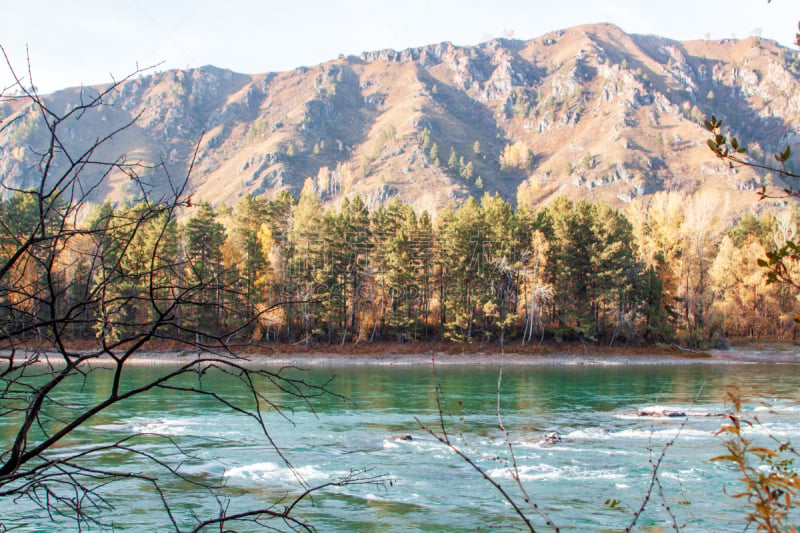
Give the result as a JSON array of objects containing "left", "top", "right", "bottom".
[{"left": 2, "top": 23, "right": 800, "bottom": 218}]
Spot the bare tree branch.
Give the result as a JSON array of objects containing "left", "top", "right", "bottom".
[{"left": 0, "top": 57, "right": 378, "bottom": 531}]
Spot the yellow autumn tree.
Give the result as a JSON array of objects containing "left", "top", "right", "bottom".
[
  {"left": 709, "top": 236, "right": 784, "bottom": 337},
  {"left": 499, "top": 141, "right": 533, "bottom": 171}
]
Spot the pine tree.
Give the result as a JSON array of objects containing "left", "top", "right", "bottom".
[
  {"left": 185, "top": 203, "right": 227, "bottom": 337},
  {"left": 233, "top": 195, "right": 271, "bottom": 335},
  {"left": 383, "top": 208, "right": 420, "bottom": 342},
  {"left": 593, "top": 203, "right": 638, "bottom": 341},
  {"left": 437, "top": 198, "right": 487, "bottom": 341},
  {"left": 415, "top": 211, "right": 435, "bottom": 341},
  {"left": 546, "top": 197, "right": 596, "bottom": 338},
  {"left": 418, "top": 128, "right": 432, "bottom": 151},
  {"left": 480, "top": 194, "right": 522, "bottom": 345},
  {"left": 370, "top": 199, "right": 408, "bottom": 341},
  {"left": 287, "top": 179, "right": 323, "bottom": 343},
  {"left": 339, "top": 196, "right": 372, "bottom": 344},
  {"left": 448, "top": 147, "right": 458, "bottom": 168},
  {"left": 460, "top": 161, "right": 474, "bottom": 180}
]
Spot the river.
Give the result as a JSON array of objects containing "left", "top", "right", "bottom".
[{"left": 4, "top": 360, "right": 800, "bottom": 531}]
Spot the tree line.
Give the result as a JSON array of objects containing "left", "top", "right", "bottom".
[{"left": 2, "top": 181, "right": 796, "bottom": 349}]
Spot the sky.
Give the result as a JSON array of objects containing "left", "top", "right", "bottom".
[{"left": 1, "top": 0, "right": 798, "bottom": 94}]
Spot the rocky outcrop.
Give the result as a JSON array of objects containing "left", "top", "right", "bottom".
[{"left": 1, "top": 24, "right": 798, "bottom": 216}]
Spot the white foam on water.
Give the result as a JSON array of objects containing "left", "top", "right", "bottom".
[
  {"left": 753, "top": 402, "right": 800, "bottom": 414},
  {"left": 611, "top": 427, "right": 711, "bottom": 441},
  {"left": 510, "top": 437, "right": 631, "bottom": 457},
  {"left": 184, "top": 461, "right": 227, "bottom": 477},
  {"left": 660, "top": 468, "right": 703, "bottom": 482},
  {"left": 513, "top": 440, "right": 549, "bottom": 450},
  {"left": 616, "top": 405, "right": 729, "bottom": 420},
  {"left": 365, "top": 492, "right": 426, "bottom": 506},
  {"left": 565, "top": 427, "right": 613, "bottom": 440},
  {"left": 487, "top": 463, "right": 626, "bottom": 483},
  {"left": 487, "top": 463, "right": 558, "bottom": 481},
  {"left": 224, "top": 462, "right": 335, "bottom": 483},
  {"left": 402, "top": 436, "right": 442, "bottom": 449},
  {"left": 94, "top": 417, "right": 192, "bottom": 436},
  {"left": 559, "top": 446, "right": 632, "bottom": 457},
  {"left": 639, "top": 404, "right": 669, "bottom": 413},
  {"left": 738, "top": 421, "right": 800, "bottom": 439},
  {"left": 407, "top": 439, "right": 455, "bottom": 455},
  {"left": 93, "top": 415, "right": 251, "bottom": 439},
  {"left": 563, "top": 426, "right": 710, "bottom": 442}
]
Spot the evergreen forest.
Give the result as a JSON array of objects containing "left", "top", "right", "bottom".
[{"left": 3, "top": 180, "right": 795, "bottom": 350}]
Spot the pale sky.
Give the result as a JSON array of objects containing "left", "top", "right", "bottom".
[{"left": 1, "top": 1, "right": 798, "bottom": 93}]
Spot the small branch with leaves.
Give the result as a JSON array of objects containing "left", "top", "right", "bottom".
[
  {"left": 705, "top": 114, "right": 800, "bottom": 302},
  {"left": 704, "top": 115, "right": 799, "bottom": 200},
  {"left": 712, "top": 389, "right": 800, "bottom": 532}
]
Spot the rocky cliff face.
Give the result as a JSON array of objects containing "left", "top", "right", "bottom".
[{"left": 2, "top": 23, "right": 799, "bottom": 218}]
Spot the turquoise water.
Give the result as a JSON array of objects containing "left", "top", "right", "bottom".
[{"left": 4, "top": 362, "right": 800, "bottom": 531}]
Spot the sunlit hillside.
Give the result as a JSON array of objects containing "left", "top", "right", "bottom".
[{"left": 2, "top": 23, "right": 799, "bottom": 221}]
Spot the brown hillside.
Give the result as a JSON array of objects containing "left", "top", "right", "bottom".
[{"left": 2, "top": 23, "right": 799, "bottom": 221}]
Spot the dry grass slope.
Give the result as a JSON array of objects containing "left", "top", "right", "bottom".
[{"left": 2, "top": 23, "right": 799, "bottom": 222}]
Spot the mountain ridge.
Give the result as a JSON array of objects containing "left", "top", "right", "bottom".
[{"left": 2, "top": 23, "right": 799, "bottom": 220}]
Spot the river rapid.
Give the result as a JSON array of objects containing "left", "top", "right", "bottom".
[{"left": 4, "top": 358, "right": 800, "bottom": 531}]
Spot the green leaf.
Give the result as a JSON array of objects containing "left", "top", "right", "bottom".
[{"left": 776, "top": 146, "right": 792, "bottom": 162}]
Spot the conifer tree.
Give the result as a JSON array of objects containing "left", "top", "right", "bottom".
[
  {"left": 437, "top": 198, "right": 486, "bottom": 341},
  {"left": 480, "top": 194, "right": 521, "bottom": 345},
  {"left": 185, "top": 203, "right": 227, "bottom": 337},
  {"left": 448, "top": 147, "right": 458, "bottom": 168},
  {"left": 384, "top": 211, "right": 419, "bottom": 342},
  {"left": 339, "top": 196, "right": 372, "bottom": 343},
  {"left": 593, "top": 203, "right": 638, "bottom": 340},
  {"left": 370, "top": 199, "right": 408, "bottom": 340},
  {"left": 415, "top": 211, "right": 435, "bottom": 340},
  {"left": 287, "top": 179, "right": 323, "bottom": 343},
  {"left": 460, "top": 161, "right": 474, "bottom": 180},
  {"left": 547, "top": 198, "right": 596, "bottom": 337},
  {"left": 233, "top": 194, "right": 271, "bottom": 335}
]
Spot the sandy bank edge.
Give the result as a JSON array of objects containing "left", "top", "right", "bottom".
[{"left": 18, "top": 346, "right": 794, "bottom": 366}]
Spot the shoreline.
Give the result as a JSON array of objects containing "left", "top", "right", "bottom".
[
  {"left": 32, "top": 346, "right": 798, "bottom": 367},
  {"left": 4, "top": 342, "right": 798, "bottom": 367}
]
